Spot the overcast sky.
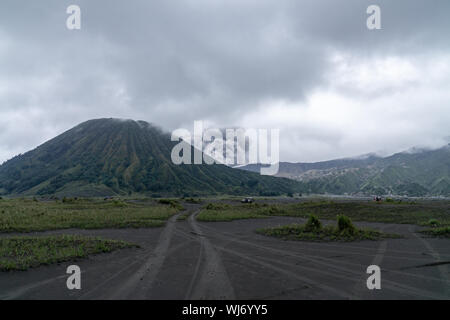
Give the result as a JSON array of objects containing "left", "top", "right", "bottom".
[{"left": 1, "top": 0, "right": 449, "bottom": 163}]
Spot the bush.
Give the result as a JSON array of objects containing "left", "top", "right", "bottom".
[
  {"left": 158, "top": 199, "right": 174, "bottom": 205},
  {"left": 428, "top": 219, "right": 440, "bottom": 227},
  {"left": 205, "top": 203, "right": 230, "bottom": 210},
  {"left": 184, "top": 197, "right": 202, "bottom": 204},
  {"left": 337, "top": 215, "right": 355, "bottom": 234},
  {"left": 260, "top": 205, "right": 285, "bottom": 215},
  {"left": 305, "top": 214, "right": 322, "bottom": 231},
  {"left": 158, "top": 199, "right": 182, "bottom": 209},
  {"left": 62, "top": 197, "right": 76, "bottom": 204},
  {"left": 112, "top": 199, "right": 127, "bottom": 207}
]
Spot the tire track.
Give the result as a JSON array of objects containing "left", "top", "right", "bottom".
[
  {"left": 410, "top": 226, "right": 450, "bottom": 297},
  {"left": 78, "top": 240, "right": 192, "bottom": 299},
  {"left": 350, "top": 223, "right": 388, "bottom": 299},
  {"left": 184, "top": 210, "right": 235, "bottom": 300},
  {"left": 104, "top": 211, "right": 183, "bottom": 299},
  {"left": 175, "top": 228, "right": 353, "bottom": 299},
  {"left": 194, "top": 223, "right": 448, "bottom": 299}
]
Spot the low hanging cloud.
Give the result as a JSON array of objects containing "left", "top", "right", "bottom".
[{"left": 0, "top": 0, "right": 449, "bottom": 163}]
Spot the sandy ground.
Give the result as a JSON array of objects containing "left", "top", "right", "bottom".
[{"left": 0, "top": 204, "right": 449, "bottom": 300}]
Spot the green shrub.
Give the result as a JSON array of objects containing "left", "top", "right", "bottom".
[
  {"left": 427, "top": 219, "right": 440, "bottom": 227},
  {"left": 337, "top": 215, "right": 355, "bottom": 234},
  {"left": 62, "top": 197, "right": 77, "bottom": 204},
  {"left": 260, "top": 205, "right": 285, "bottom": 215},
  {"left": 112, "top": 199, "right": 127, "bottom": 207},
  {"left": 205, "top": 203, "right": 230, "bottom": 210},
  {"left": 305, "top": 214, "right": 322, "bottom": 231},
  {"left": 184, "top": 197, "right": 202, "bottom": 204},
  {"left": 158, "top": 199, "right": 182, "bottom": 209},
  {"left": 420, "top": 226, "right": 450, "bottom": 238}
]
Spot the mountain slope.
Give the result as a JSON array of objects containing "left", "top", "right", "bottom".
[
  {"left": 0, "top": 118, "right": 298, "bottom": 197},
  {"left": 240, "top": 146, "right": 450, "bottom": 196}
]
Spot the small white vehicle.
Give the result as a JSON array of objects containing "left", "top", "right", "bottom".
[{"left": 241, "top": 197, "right": 254, "bottom": 203}]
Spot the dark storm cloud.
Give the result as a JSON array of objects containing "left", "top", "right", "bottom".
[{"left": 0, "top": 0, "right": 449, "bottom": 162}]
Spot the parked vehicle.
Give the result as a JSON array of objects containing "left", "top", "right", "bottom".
[{"left": 241, "top": 197, "right": 254, "bottom": 203}]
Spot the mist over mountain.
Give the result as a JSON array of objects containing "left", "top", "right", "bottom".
[
  {"left": 0, "top": 118, "right": 298, "bottom": 197},
  {"left": 241, "top": 145, "right": 450, "bottom": 197}
]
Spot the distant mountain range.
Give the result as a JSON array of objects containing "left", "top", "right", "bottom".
[
  {"left": 1, "top": 118, "right": 448, "bottom": 197},
  {"left": 240, "top": 145, "right": 450, "bottom": 197},
  {"left": 0, "top": 118, "right": 298, "bottom": 197}
]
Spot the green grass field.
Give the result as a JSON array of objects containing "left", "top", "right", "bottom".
[
  {"left": 256, "top": 215, "right": 402, "bottom": 242},
  {"left": 0, "top": 198, "right": 180, "bottom": 232},
  {"left": 196, "top": 200, "right": 450, "bottom": 226},
  {"left": 196, "top": 203, "right": 269, "bottom": 221},
  {"left": 0, "top": 235, "right": 137, "bottom": 271},
  {"left": 257, "top": 224, "right": 400, "bottom": 242},
  {"left": 419, "top": 226, "right": 450, "bottom": 238},
  {"left": 280, "top": 200, "right": 450, "bottom": 226}
]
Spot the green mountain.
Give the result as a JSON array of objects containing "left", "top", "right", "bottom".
[
  {"left": 241, "top": 146, "right": 450, "bottom": 197},
  {"left": 0, "top": 118, "right": 298, "bottom": 197}
]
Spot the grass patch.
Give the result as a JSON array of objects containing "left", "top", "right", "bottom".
[
  {"left": 0, "top": 235, "right": 137, "bottom": 271},
  {"left": 205, "top": 203, "right": 231, "bottom": 210},
  {"left": 197, "top": 209, "right": 265, "bottom": 222},
  {"left": 196, "top": 200, "right": 450, "bottom": 225},
  {"left": 256, "top": 215, "right": 401, "bottom": 242},
  {"left": 183, "top": 197, "right": 202, "bottom": 204},
  {"left": 177, "top": 212, "right": 191, "bottom": 221},
  {"left": 265, "top": 200, "right": 450, "bottom": 226},
  {"left": 197, "top": 202, "right": 270, "bottom": 222},
  {"left": 197, "top": 202, "right": 290, "bottom": 222},
  {"left": 419, "top": 226, "right": 450, "bottom": 238},
  {"left": 158, "top": 199, "right": 183, "bottom": 210},
  {"left": 422, "top": 218, "right": 441, "bottom": 227},
  {"left": 0, "top": 199, "right": 179, "bottom": 232}
]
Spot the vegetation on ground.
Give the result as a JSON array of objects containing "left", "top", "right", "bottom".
[
  {"left": 278, "top": 200, "right": 450, "bottom": 226},
  {"left": 0, "top": 198, "right": 179, "bottom": 232},
  {"left": 196, "top": 200, "right": 450, "bottom": 225},
  {"left": 419, "top": 226, "right": 450, "bottom": 238},
  {"left": 0, "top": 235, "right": 137, "bottom": 271},
  {"left": 177, "top": 211, "right": 191, "bottom": 221},
  {"left": 256, "top": 215, "right": 401, "bottom": 242},
  {"left": 182, "top": 197, "right": 202, "bottom": 204},
  {"left": 422, "top": 218, "right": 441, "bottom": 227},
  {"left": 196, "top": 202, "right": 268, "bottom": 222},
  {"left": 158, "top": 198, "right": 183, "bottom": 210}
]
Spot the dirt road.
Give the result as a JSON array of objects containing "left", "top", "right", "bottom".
[{"left": 0, "top": 204, "right": 449, "bottom": 300}]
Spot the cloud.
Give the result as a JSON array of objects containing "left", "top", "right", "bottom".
[{"left": 0, "top": 0, "right": 449, "bottom": 163}]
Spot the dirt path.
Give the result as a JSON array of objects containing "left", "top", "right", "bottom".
[
  {"left": 0, "top": 212, "right": 449, "bottom": 300},
  {"left": 183, "top": 210, "right": 235, "bottom": 299}
]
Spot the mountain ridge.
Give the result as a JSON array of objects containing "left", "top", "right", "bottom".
[
  {"left": 0, "top": 118, "right": 299, "bottom": 197},
  {"left": 240, "top": 144, "right": 450, "bottom": 197}
]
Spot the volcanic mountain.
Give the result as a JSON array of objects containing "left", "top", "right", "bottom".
[{"left": 0, "top": 118, "right": 298, "bottom": 197}]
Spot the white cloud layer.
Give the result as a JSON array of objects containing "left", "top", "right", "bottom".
[{"left": 0, "top": 0, "right": 449, "bottom": 163}]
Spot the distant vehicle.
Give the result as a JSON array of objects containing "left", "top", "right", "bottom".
[{"left": 241, "top": 197, "right": 254, "bottom": 203}]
